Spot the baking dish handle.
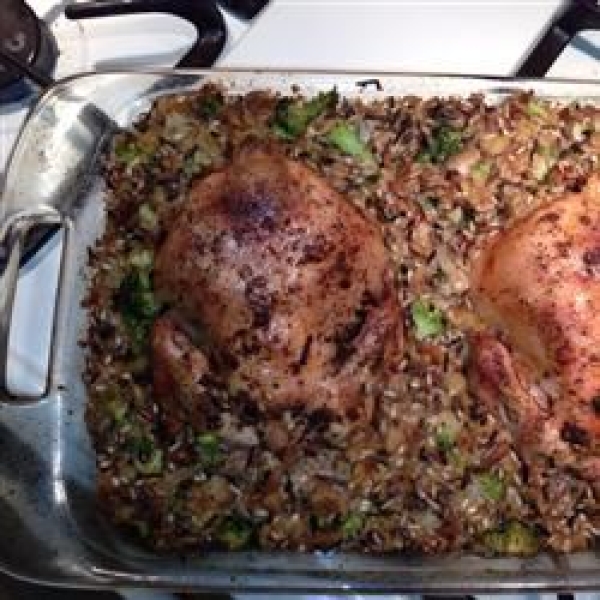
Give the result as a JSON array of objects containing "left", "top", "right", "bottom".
[
  {"left": 515, "top": 0, "right": 600, "bottom": 77},
  {"left": 0, "top": 208, "right": 65, "bottom": 403}
]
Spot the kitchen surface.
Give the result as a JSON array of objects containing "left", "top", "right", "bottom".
[{"left": 4, "top": 0, "right": 600, "bottom": 598}]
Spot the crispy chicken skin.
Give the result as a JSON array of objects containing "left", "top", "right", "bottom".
[
  {"left": 152, "top": 146, "right": 402, "bottom": 416},
  {"left": 470, "top": 176, "right": 600, "bottom": 468}
]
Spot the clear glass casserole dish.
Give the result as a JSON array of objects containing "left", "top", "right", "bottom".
[{"left": 2, "top": 70, "right": 600, "bottom": 592}]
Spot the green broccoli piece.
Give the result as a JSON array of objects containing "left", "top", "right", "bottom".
[
  {"left": 138, "top": 204, "right": 158, "bottom": 232},
  {"left": 273, "top": 88, "right": 338, "bottom": 139},
  {"left": 418, "top": 125, "right": 464, "bottom": 164},
  {"left": 117, "top": 270, "right": 160, "bottom": 321},
  {"left": 135, "top": 448, "right": 163, "bottom": 476},
  {"left": 196, "top": 432, "right": 222, "bottom": 467},
  {"left": 411, "top": 298, "right": 445, "bottom": 340},
  {"left": 431, "top": 411, "right": 461, "bottom": 454},
  {"left": 341, "top": 513, "right": 364, "bottom": 539},
  {"left": 526, "top": 99, "right": 548, "bottom": 119},
  {"left": 133, "top": 437, "right": 164, "bottom": 476},
  {"left": 128, "top": 248, "right": 154, "bottom": 270},
  {"left": 478, "top": 472, "right": 506, "bottom": 501},
  {"left": 216, "top": 516, "right": 254, "bottom": 550},
  {"left": 326, "top": 121, "right": 375, "bottom": 164},
  {"left": 482, "top": 521, "right": 540, "bottom": 556},
  {"left": 105, "top": 391, "right": 128, "bottom": 424},
  {"left": 115, "top": 263, "right": 161, "bottom": 351},
  {"left": 531, "top": 144, "right": 558, "bottom": 181},
  {"left": 113, "top": 133, "right": 158, "bottom": 167},
  {"left": 435, "top": 424, "right": 456, "bottom": 452},
  {"left": 197, "top": 93, "right": 224, "bottom": 119},
  {"left": 114, "top": 141, "right": 145, "bottom": 166},
  {"left": 470, "top": 160, "right": 492, "bottom": 181}
]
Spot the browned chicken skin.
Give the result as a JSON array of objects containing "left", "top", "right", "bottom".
[
  {"left": 152, "top": 315, "right": 212, "bottom": 429},
  {"left": 152, "top": 147, "right": 402, "bottom": 417},
  {"left": 470, "top": 176, "right": 600, "bottom": 472}
]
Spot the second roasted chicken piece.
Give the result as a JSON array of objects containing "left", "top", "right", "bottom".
[
  {"left": 153, "top": 146, "right": 402, "bottom": 417},
  {"left": 470, "top": 176, "right": 600, "bottom": 472}
]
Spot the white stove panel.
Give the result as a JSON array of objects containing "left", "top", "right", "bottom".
[{"left": 223, "top": 1, "right": 564, "bottom": 74}]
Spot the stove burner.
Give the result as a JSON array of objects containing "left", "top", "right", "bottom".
[{"left": 0, "top": 0, "right": 58, "bottom": 103}]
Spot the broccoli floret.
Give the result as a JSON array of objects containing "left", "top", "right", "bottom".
[
  {"left": 341, "top": 513, "right": 364, "bottom": 539},
  {"left": 117, "top": 270, "right": 160, "bottom": 321},
  {"left": 326, "top": 121, "right": 375, "bottom": 164},
  {"left": 273, "top": 88, "right": 338, "bottom": 139},
  {"left": 411, "top": 298, "right": 445, "bottom": 340},
  {"left": 138, "top": 204, "right": 158, "bottom": 232},
  {"left": 531, "top": 144, "right": 558, "bottom": 181},
  {"left": 470, "top": 160, "right": 492, "bottom": 181},
  {"left": 135, "top": 448, "right": 163, "bottom": 476},
  {"left": 196, "top": 432, "right": 222, "bottom": 467},
  {"left": 430, "top": 411, "right": 461, "bottom": 455},
  {"left": 418, "top": 125, "right": 463, "bottom": 164},
  {"left": 482, "top": 521, "right": 540, "bottom": 556},
  {"left": 434, "top": 424, "right": 456, "bottom": 452},
  {"left": 197, "top": 93, "right": 224, "bottom": 119},
  {"left": 103, "top": 389, "right": 128, "bottom": 424},
  {"left": 115, "top": 263, "right": 161, "bottom": 351},
  {"left": 128, "top": 248, "right": 154, "bottom": 270},
  {"left": 133, "top": 437, "right": 164, "bottom": 476},
  {"left": 478, "top": 472, "right": 506, "bottom": 501},
  {"left": 216, "top": 516, "right": 254, "bottom": 550},
  {"left": 113, "top": 133, "right": 157, "bottom": 167},
  {"left": 114, "top": 141, "right": 145, "bottom": 166},
  {"left": 526, "top": 99, "right": 548, "bottom": 119}
]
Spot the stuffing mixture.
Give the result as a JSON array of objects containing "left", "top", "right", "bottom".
[{"left": 84, "top": 84, "right": 600, "bottom": 555}]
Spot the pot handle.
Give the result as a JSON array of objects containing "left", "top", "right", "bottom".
[
  {"left": 0, "top": 208, "right": 65, "bottom": 403},
  {"left": 515, "top": 0, "right": 600, "bottom": 77},
  {"left": 65, "top": 0, "right": 227, "bottom": 68}
]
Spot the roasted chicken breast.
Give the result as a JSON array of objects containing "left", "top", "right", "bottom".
[
  {"left": 152, "top": 146, "right": 402, "bottom": 417},
  {"left": 470, "top": 176, "right": 600, "bottom": 471}
]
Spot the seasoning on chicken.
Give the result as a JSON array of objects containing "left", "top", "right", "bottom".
[
  {"left": 469, "top": 176, "right": 600, "bottom": 472},
  {"left": 152, "top": 145, "right": 402, "bottom": 418}
]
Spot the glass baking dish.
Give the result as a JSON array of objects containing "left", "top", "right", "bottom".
[{"left": 2, "top": 70, "right": 600, "bottom": 592}]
